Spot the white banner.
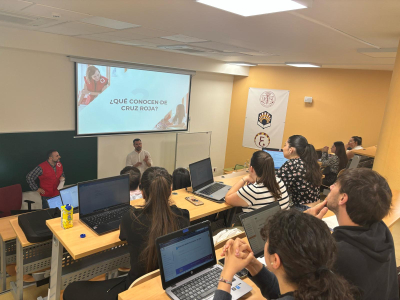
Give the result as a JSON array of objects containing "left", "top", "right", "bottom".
[{"left": 242, "top": 88, "right": 289, "bottom": 150}]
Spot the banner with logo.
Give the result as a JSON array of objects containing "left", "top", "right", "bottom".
[{"left": 242, "top": 88, "right": 289, "bottom": 150}]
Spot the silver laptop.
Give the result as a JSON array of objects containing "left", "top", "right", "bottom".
[
  {"left": 156, "top": 221, "right": 252, "bottom": 300},
  {"left": 189, "top": 158, "right": 231, "bottom": 203},
  {"left": 239, "top": 202, "right": 281, "bottom": 265}
]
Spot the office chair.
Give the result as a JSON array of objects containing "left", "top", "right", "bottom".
[{"left": 0, "top": 184, "right": 34, "bottom": 217}]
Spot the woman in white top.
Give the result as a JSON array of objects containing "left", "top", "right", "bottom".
[{"left": 225, "top": 151, "right": 289, "bottom": 213}]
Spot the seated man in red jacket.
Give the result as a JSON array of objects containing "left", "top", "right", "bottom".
[{"left": 26, "top": 150, "right": 65, "bottom": 209}]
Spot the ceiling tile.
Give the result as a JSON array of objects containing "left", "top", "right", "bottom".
[
  {"left": 0, "top": 0, "right": 33, "bottom": 13},
  {"left": 113, "top": 40, "right": 158, "bottom": 47},
  {"left": 140, "top": 37, "right": 182, "bottom": 46},
  {"left": 190, "top": 41, "right": 255, "bottom": 53},
  {"left": 123, "top": 26, "right": 178, "bottom": 38},
  {"left": 20, "top": 4, "right": 90, "bottom": 22},
  {"left": 39, "top": 21, "right": 115, "bottom": 36},
  {"left": 80, "top": 16, "right": 140, "bottom": 29},
  {"left": 77, "top": 33, "right": 133, "bottom": 42},
  {"left": 161, "top": 34, "right": 208, "bottom": 43},
  {"left": 99, "top": 29, "right": 149, "bottom": 40}
]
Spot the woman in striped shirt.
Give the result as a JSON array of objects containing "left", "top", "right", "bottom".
[{"left": 225, "top": 151, "right": 289, "bottom": 213}]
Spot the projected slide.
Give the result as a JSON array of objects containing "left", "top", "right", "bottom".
[{"left": 76, "top": 63, "right": 191, "bottom": 136}]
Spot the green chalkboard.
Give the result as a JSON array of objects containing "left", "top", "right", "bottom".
[{"left": 0, "top": 131, "right": 97, "bottom": 192}]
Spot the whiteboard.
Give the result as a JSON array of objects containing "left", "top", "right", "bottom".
[{"left": 175, "top": 132, "right": 211, "bottom": 169}]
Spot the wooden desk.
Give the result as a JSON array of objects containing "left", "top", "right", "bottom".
[
  {"left": 46, "top": 174, "right": 244, "bottom": 261},
  {"left": 46, "top": 173, "right": 247, "bottom": 300},
  {"left": 118, "top": 237, "right": 265, "bottom": 300},
  {"left": 9, "top": 218, "right": 53, "bottom": 300},
  {"left": 352, "top": 145, "right": 377, "bottom": 158},
  {"left": 0, "top": 215, "right": 18, "bottom": 291}
]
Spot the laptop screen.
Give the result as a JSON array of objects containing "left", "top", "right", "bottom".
[
  {"left": 240, "top": 202, "right": 281, "bottom": 256},
  {"left": 78, "top": 175, "right": 130, "bottom": 216},
  {"left": 189, "top": 158, "right": 214, "bottom": 190},
  {"left": 159, "top": 226, "right": 214, "bottom": 283},
  {"left": 262, "top": 148, "right": 288, "bottom": 169},
  {"left": 47, "top": 195, "right": 63, "bottom": 209},
  {"left": 60, "top": 185, "right": 79, "bottom": 208}
]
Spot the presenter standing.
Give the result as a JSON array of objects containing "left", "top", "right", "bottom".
[
  {"left": 26, "top": 150, "right": 65, "bottom": 209},
  {"left": 126, "top": 139, "right": 152, "bottom": 174}
]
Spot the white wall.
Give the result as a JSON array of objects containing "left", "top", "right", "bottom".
[{"left": 0, "top": 47, "right": 234, "bottom": 179}]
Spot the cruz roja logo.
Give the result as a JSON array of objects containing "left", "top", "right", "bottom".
[{"left": 258, "top": 111, "right": 272, "bottom": 129}]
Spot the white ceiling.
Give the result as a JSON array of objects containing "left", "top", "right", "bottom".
[{"left": 0, "top": 0, "right": 398, "bottom": 70}]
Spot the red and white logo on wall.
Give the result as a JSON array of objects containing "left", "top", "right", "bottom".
[
  {"left": 243, "top": 88, "right": 289, "bottom": 150},
  {"left": 254, "top": 132, "right": 271, "bottom": 148}
]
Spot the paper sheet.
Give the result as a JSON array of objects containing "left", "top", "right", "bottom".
[
  {"left": 323, "top": 215, "right": 339, "bottom": 230},
  {"left": 57, "top": 180, "right": 65, "bottom": 190}
]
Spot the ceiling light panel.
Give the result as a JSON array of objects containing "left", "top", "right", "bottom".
[
  {"left": 285, "top": 63, "right": 321, "bottom": 67},
  {"left": 39, "top": 21, "right": 115, "bottom": 36},
  {"left": 196, "top": 0, "right": 307, "bottom": 17},
  {"left": 20, "top": 4, "right": 90, "bottom": 21},
  {"left": 161, "top": 34, "right": 208, "bottom": 43},
  {"left": 0, "top": 0, "right": 33, "bottom": 12},
  {"left": 80, "top": 16, "right": 140, "bottom": 29}
]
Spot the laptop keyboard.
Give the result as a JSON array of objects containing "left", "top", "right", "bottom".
[
  {"left": 200, "top": 183, "right": 225, "bottom": 196},
  {"left": 172, "top": 267, "right": 235, "bottom": 300},
  {"left": 85, "top": 206, "right": 130, "bottom": 226}
]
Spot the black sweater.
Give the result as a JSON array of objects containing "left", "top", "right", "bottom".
[
  {"left": 333, "top": 221, "right": 399, "bottom": 300},
  {"left": 119, "top": 205, "right": 190, "bottom": 288},
  {"left": 213, "top": 266, "right": 294, "bottom": 300}
]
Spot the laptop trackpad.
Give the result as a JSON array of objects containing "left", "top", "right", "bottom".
[{"left": 107, "top": 220, "right": 120, "bottom": 228}]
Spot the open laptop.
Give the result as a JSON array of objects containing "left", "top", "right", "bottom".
[
  {"left": 156, "top": 221, "right": 252, "bottom": 300},
  {"left": 46, "top": 195, "right": 64, "bottom": 210},
  {"left": 78, "top": 175, "right": 131, "bottom": 235},
  {"left": 239, "top": 202, "right": 281, "bottom": 265},
  {"left": 262, "top": 148, "right": 288, "bottom": 170},
  {"left": 189, "top": 158, "right": 231, "bottom": 203},
  {"left": 59, "top": 185, "right": 79, "bottom": 213}
]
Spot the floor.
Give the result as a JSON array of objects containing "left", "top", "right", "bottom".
[{"left": 1, "top": 219, "right": 399, "bottom": 300}]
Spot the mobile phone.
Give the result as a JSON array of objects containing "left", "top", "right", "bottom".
[
  {"left": 218, "top": 258, "right": 248, "bottom": 279},
  {"left": 185, "top": 196, "right": 204, "bottom": 206}
]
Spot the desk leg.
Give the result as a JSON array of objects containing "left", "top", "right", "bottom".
[
  {"left": 0, "top": 236, "right": 6, "bottom": 292},
  {"left": 48, "top": 236, "right": 62, "bottom": 300},
  {"left": 12, "top": 238, "right": 23, "bottom": 300},
  {"left": 225, "top": 207, "right": 237, "bottom": 228}
]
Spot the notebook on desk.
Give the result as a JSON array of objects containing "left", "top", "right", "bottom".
[
  {"left": 239, "top": 202, "right": 281, "bottom": 265},
  {"left": 156, "top": 221, "right": 252, "bottom": 300},
  {"left": 78, "top": 175, "right": 131, "bottom": 235},
  {"left": 189, "top": 158, "right": 231, "bottom": 203}
]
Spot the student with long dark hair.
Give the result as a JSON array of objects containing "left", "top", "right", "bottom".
[
  {"left": 172, "top": 167, "right": 191, "bottom": 190},
  {"left": 225, "top": 151, "right": 289, "bottom": 212},
  {"left": 276, "top": 135, "right": 321, "bottom": 205},
  {"left": 321, "top": 141, "right": 348, "bottom": 186},
  {"left": 63, "top": 167, "right": 190, "bottom": 300},
  {"left": 215, "top": 210, "right": 359, "bottom": 300}
]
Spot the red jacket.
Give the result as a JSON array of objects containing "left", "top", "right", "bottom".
[
  {"left": 80, "top": 76, "right": 108, "bottom": 105},
  {"left": 38, "top": 161, "right": 63, "bottom": 198}
]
